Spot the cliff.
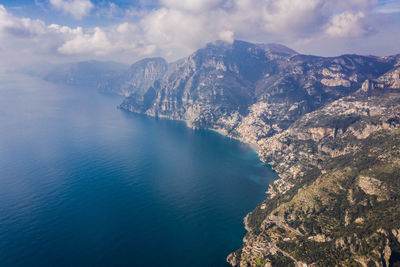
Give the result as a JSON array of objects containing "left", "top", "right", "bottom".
[{"left": 97, "top": 57, "right": 168, "bottom": 96}]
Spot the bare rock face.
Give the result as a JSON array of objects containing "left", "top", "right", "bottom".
[
  {"left": 361, "top": 79, "right": 373, "bottom": 91},
  {"left": 378, "top": 67, "right": 400, "bottom": 89},
  {"left": 98, "top": 57, "right": 168, "bottom": 96},
  {"left": 321, "top": 78, "right": 351, "bottom": 87},
  {"left": 357, "top": 175, "right": 389, "bottom": 201},
  {"left": 392, "top": 229, "right": 400, "bottom": 243},
  {"left": 384, "top": 240, "right": 392, "bottom": 267}
]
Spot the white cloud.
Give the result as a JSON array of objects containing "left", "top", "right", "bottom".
[
  {"left": 261, "top": 0, "right": 324, "bottom": 36},
  {"left": 49, "top": 0, "right": 93, "bottom": 19},
  {"left": 325, "top": 11, "right": 369, "bottom": 37},
  {"left": 218, "top": 30, "right": 234, "bottom": 43},
  {"left": 160, "top": 0, "right": 223, "bottom": 12},
  {"left": 0, "top": 0, "right": 399, "bottom": 72},
  {"left": 0, "top": 5, "right": 47, "bottom": 37},
  {"left": 376, "top": 7, "right": 400, "bottom": 13},
  {"left": 58, "top": 27, "right": 112, "bottom": 55},
  {"left": 375, "top": 0, "right": 400, "bottom": 14},
  {"left": 139, "top": 8, "right": 215, "bottom": 57}
]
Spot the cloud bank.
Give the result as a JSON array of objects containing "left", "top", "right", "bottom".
[{"left": 0, "top": 0, "right": 399, "bottom": 70}]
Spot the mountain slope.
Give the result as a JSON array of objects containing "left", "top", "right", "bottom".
[
  {"left": 97, "top": 57, "right": 168, "bottom": 96},
  {"left": 101, "top": 40, "right": 400, "bottom": 266},
  {"left": 228, "top": 66, "right": 400, "bottom": 266},
  {"left": 118, "top": 40, "right": 395, "bottom": 140}
]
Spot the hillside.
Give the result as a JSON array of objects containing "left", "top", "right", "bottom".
[
  {"left": 102, "top": 40, "right": 400, "bottom": 266},
  {"left": 228, "top": 67, "right": 400, "bottom": 266}
]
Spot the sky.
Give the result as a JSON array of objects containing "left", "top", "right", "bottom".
[{"left": 0, "top": 0, "right": 399, "bottom": 69}]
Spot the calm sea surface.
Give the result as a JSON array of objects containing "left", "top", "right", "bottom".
[{"left": 0, "top": 73, "right": 277, "bottom": 266}]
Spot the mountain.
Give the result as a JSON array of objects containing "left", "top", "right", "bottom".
[
  {"left": 44, "top": 60, "right": 127, "bottom": 88},
  {"left": 118, "top": 40, "right": 395, "bottom": 138},
  {"left": 97, "top": 57, "right": 168, "bottom": 96},
  {"left": 101, "top": 40, "right": 400, "bottom": 266}
]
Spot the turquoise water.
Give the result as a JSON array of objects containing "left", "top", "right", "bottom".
[{"left": 0, "top": 74, "right": 277, "bottom": 266}]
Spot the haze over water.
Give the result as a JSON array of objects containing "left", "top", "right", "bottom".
[{"left": 0, "top": 74, "right": 277, "bottom": 266}]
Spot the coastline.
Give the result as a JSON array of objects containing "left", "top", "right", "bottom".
[
  {"left": 121, "top": 105, "right": 266, "bottom": 163},
  {"left": 191, "top": 123, "right": 263, "bottom": 157},
  {"left": 118, "top": 107, "right": 282, "bottom": 261}
]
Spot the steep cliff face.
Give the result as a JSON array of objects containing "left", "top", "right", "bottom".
[
  {"left": 97, "top": 57, "right": 168, "bottom": 96},
  {"left": 101, "top": 41, "right": 400, "bottom": 266},
  {"left": 121, "top": 40, "right": 281, "bottom": 126}
]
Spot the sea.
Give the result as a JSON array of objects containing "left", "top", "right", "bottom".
[{"left": 0, "top": 73, "right": 277, "bottom": 266}]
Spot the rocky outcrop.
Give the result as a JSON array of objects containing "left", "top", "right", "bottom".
[{"left": 357, "top": 175, "right": 389, "bottom": 201}]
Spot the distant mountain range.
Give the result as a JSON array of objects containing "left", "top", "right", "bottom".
[
  {"left": 45, "top": 40, "right": 400, "bottom": 266},
  {"left": 44, "top": 60, "right": 127, "bottom": 87}
]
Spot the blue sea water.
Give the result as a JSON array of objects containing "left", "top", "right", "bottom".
[{"left": 0, "top": 73, "right": 278, "bottom": 266}]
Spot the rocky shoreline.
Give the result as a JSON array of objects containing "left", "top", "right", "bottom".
[{"left": 111, "top": 40, "right": 400, "bottom": 266}]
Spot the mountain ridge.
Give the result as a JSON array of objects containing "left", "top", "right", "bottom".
[{"left": 117, "top": 40, "right": 396, "bottom": 137}]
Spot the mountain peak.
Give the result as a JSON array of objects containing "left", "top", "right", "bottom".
[
  {"left": 204, "top": 40, "right": 298, "bottom": 56},
  {"left": 256, "top": 43, "right": 298, "bottom": 56},
  {"left": 129, "top": 57, "right": 167, "bottom": 69}
]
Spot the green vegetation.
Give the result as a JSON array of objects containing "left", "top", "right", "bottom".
[{"left": 235, "top": 87, "right": 400, "bottom": 266}]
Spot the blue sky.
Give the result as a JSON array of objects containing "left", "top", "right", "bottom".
[{"left": 0, "top": 0, "right": 399, "bottom": 68}]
